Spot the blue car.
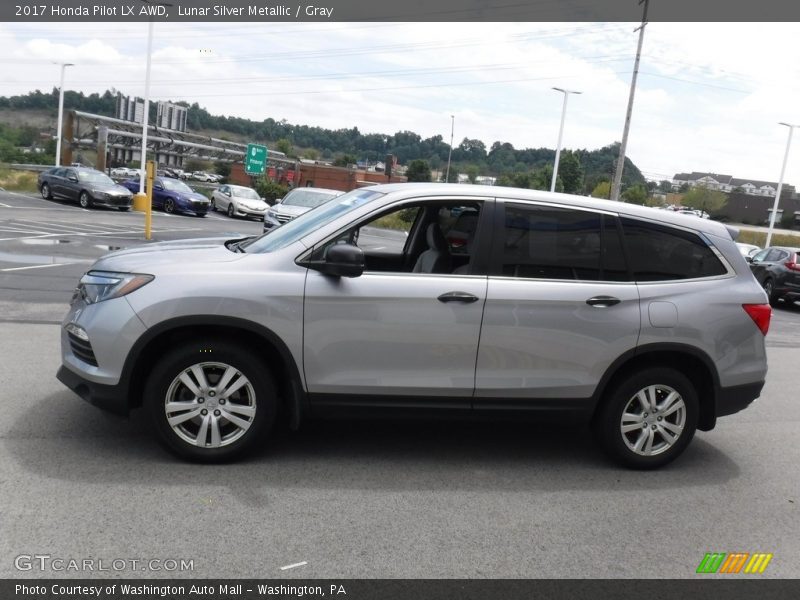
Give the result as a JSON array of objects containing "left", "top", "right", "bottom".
[{"left": 121, "top": 177, "right": 210, "bottom": 217}]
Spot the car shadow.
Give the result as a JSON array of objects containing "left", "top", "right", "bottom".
[{"left": 4, "top": 391, "right": 741, "bottom": 507}]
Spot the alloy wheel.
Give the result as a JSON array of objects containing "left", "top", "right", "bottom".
[
  {"left": 163, "top": 361, "right": 257, "bottom": 449},
  {"left": 619, "top": 384, "right": 686, "bottom": 457}
]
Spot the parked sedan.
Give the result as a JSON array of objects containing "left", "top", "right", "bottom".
[
  {"left": 736, "top": 242, "right": 761, "bottom": 258},
  {"left": 120, "top": 176, "right": 210, "bottom": 217},
  {"left": 748, "top": 246, "right": 800, "bottom": 306},
  {"left": 263, "top": 187, "right": 343, "bottom": 232},
  {"left": 211, "top": 185, "right": 269, "bottom": 219},
  {"left": 38, "top": 167, "right": 133, "bottom": 210}
]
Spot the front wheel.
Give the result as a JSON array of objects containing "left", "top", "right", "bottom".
[
  {"left": 164, "top": 198, "right": 175, "bottom": 213},
  {"left": 227, "top": 203, "right": 235, "bottom": 218},
  {"left": 210, "top": 198, "right": 216, "bottom": 211},
  {"left": 145, "top": 340, "right": 277, "bottom": 461},
  {"left": 78, "top": 191, "right": 92, "bottom": 209},
  {"left": 41, "top": 183, "right": 52, "bottom": 199},
  {"left": 594, "top": 367, "right": 698, "bottom": 469},
  {"left": 119, "top": 206, "right": 131, "bottom": 212}
]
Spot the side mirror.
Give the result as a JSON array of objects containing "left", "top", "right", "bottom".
[
  {"left": 307, "top": 243, "right": 364, "bottom": 278},
  {"left": 68, "top": 176, "right": 78, "bottom": 183},
  {"left": 154, "top": 183, "right": 163, "bottom": 190}
]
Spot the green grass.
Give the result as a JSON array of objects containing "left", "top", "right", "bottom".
[
  {"left": 737, "top": 229, "right": 800, "bottom": 248},
  {"left": 0, "top": 167, "right": 39, "bottom": 193}
]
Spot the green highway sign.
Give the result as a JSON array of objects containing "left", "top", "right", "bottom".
[{"left": 245, "top": 143, "right": 268, "bottom": 175}]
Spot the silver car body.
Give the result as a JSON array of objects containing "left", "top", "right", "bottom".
[
  {"left": 211, "top": 184, "right": 269, "bottom": 218},
  {"left": 58, "top": 184, "right": 768, "bottom": 432},
  {"left": 263, "top": 187, "right": 343, "bottom": 231}
]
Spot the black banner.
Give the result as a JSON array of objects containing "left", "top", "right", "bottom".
[
  {"left": 4, "top": 580, "right": 800, "bottom": 600},
  {"left": 3, "top": 0, "right": 800, "bottom": 23}
]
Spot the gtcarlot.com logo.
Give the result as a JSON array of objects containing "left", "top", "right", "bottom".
[{"left": 696, "top": 552, "right": 773, "bottom": 574}]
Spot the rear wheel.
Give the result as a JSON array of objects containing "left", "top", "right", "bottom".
[
  {"left": 41, "top": 183, "right": 52, "bottom": 199},
  {"left": 145, "top": 340, "right": 277, "bottom": 462},
  {"left": 594, "top": 367, "right": 698, "bottom": 469},
  {"left": 763, "top": 278, "right": 781, "bottom": 306},
  {"left": 164, "top": 198, "right": 175, "bottom": 213},
  {"left": 78, "top": 191, "right": 92, "bottom": 208},
  {"left": 118, "top": 206, "right": 131, "bottom": 212},
  {"left": 210, "top": 198, "right": 216, "bottom": 211}
]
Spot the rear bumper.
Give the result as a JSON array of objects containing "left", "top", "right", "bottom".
[
  {"left": 716, "top": 381, "right": 764, "bottom": 418},
  {"left": 57, "top": 365, "right": 129, "bottom": 415}
]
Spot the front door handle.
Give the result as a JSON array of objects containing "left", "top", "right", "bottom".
[
  {"left": 438, "top": 291, "right": 479, "bottom": 303},
  {"left": 586, "top": 295, "right": 621, "bottom": 307}
]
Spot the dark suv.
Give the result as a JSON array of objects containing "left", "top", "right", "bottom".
[{"left": 747, "top": 246, "right": 800, "bottom": 306}]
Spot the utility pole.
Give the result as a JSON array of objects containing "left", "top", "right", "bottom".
[
  {"left": 610, "top": 0, "right": 649, "bottom": 201},
  {"left": 766, "top": 122, "right": 798, "bottom": 248},
  {"left": 445, "top": 114, "right": 455, "bottom": 183},
  {"left": 54, "top": 62, "right": 74, "bottom": 167}
]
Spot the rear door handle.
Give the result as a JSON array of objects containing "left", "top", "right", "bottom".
[
  {"left": 586, "top": 295, "right": 621, "bottom": 307},
  {"left": 438, "top": 291, "right": 479, "bottom": 303}
]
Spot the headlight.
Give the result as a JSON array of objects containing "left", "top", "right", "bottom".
[
  {"left": 75, "top": 271, "right": 154, "bottom": 304},
  {"left": 267, "top": 210, "right": 278, "bottom": 219}
]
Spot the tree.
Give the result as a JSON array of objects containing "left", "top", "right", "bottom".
[
  {"left": 333, "top": 153, "right": 357, "bottom": 167},
  {"left": 530, "top": 164, "right": 561, "bottom": 192},
  {"left": 682, "top": 185, "right": 727, "bottom": 215},
  {"left": 621, "top": 184, "right": 648, "bottom": 205},
  {"left": 658, "top": 180, "right": 673, "bottom": 193},
  {"left": 465, "top": 165, "right": 480, "bottom": 184},
  {"left": 678, "top": 182, "right": 690, "bottom": 193},
  {"left": 276, "top": 138, "right": 292, "bottom": 156},
  {"left": 405, "top": 159, "right": 431, "bottom": 182},
  {"left": 557, "top": 151, "right": 584, "bottom": 194},
  {"left": 443, "top": 166, "right": 460, "bottom": 183},
  {"left": 591, "top": 181, "right": 611, "bottom": 199}
]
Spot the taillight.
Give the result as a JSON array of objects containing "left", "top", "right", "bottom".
[
  {"left": 743, "top": 304, "right": 772, "bottom": 336},
  {"left": 784, "top": 255, "right": 800, "bottom": 271}
]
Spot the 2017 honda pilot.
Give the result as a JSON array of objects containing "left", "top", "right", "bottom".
[{"left": 56, "top": 184, "right": 770, "bottom": 468}]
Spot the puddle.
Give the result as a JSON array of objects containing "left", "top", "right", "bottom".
[{"left": 19, "top": 238, "right": 72, "bottom": 246}]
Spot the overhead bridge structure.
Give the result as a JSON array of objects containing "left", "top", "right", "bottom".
[{"left": 60, "top": 110, "right": 288, "bottom": 171}]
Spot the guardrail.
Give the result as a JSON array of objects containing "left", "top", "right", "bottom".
[{"left": 8, "top": 163, "right": 51, "bottom": 172}]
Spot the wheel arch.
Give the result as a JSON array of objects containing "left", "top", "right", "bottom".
[
  {"left": 122, "top": 316, "right": 305, "bottom": 429},
  {"left": 592, "top": 343, "right": 720, "bottom": 432}
]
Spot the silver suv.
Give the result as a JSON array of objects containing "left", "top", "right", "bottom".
[{"left": 57, "top": 184, "right": 770, "bottom": 468}]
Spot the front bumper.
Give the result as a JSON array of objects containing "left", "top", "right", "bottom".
[
  {"left": 94, "top": 194, "right": 133, "bottom": 208},
  {"left": 57, "top": 365, "right": 129, "bottom": 415},
  {"left": 234, "top": 204, "right": 268, "bottom": 219}
]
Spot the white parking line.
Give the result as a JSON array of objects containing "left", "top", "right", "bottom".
[
  {"left": 279, "top": 561, "right": 307, "bottom": 571},
  {"left": 1, "top": 263, "right": 75, "bottom": 272}
]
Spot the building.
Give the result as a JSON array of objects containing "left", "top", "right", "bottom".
[{"left": 671, "top": 171, "right": 794, "bottom": 198}]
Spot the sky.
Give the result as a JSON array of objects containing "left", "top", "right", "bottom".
[{"left": 2, "top": 21, "right": 800, "bottom": 186}]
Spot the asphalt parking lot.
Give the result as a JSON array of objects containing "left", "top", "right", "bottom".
[{"left": 0, "top": 189, "right": 798, "bottom": 579}]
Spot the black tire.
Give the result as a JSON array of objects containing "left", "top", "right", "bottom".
[
  {"left": 78, "top": 191, "right": 92, "bottom": 209},
  {"left": 119, "top": 206, "right": 131, "bottom": 212},
  {"left": 41, "top": 183, "right": 52, "bottom": 200},
  {"left": 227, "top": 203, "right": 235, "bottom": 218},
  {"left": 210, "top": 198, "right": 216, "bottom": 211},
  {"left": 763, "top": 278, "right": 781, "bottom": 307},
  {"left": 145, "top": 339, "right": 277, "bottom": 462},
  {"left": 164, "top": 198, "right": 175, "bottom": 214},
  {"left": 593, "top": 367, "right": 698, "bottom": 469}
]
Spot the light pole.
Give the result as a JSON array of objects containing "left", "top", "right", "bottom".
[
  {"left": 550, "top": 87, "right": 581, "bottom": 193},
  {"left": 445, "top": 114, "right": 455, "bottom": 183},
  {"left": 138, "top": 19, "right": 155, "bottom": 194},
  {"left": 766, "top": 122, "right": 799, "bottom": 248},
  {"left": 54, "top": 62, "right": 74, "bottom": 167}
]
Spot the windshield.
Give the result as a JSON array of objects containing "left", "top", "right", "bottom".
[
  {"left": 77, "top": 171, "right": 114, "bottom": 185},
  {"left": 162, "top": 178, "right": 193, "bottom": 193},
  {"left": 231, "top": 186, "right": 260, "bottom": 199},
  {"left": 282, "top": 189, "right": 339, "bottom": 208},
  {"left": 243, "top": 189, "right": 384, "bottom": 254}
]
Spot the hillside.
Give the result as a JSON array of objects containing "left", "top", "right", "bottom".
[{"left": 0, "top": 89, "right": 646, "bottom": 192}]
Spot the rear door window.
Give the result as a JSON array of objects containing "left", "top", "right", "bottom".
[{"left": 620, "top": 217, "right": 727, "bottom": 281}]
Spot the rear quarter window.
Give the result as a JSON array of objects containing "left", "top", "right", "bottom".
[{"left": 620, "top": 217, "right": 727, "bottom": 281}]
